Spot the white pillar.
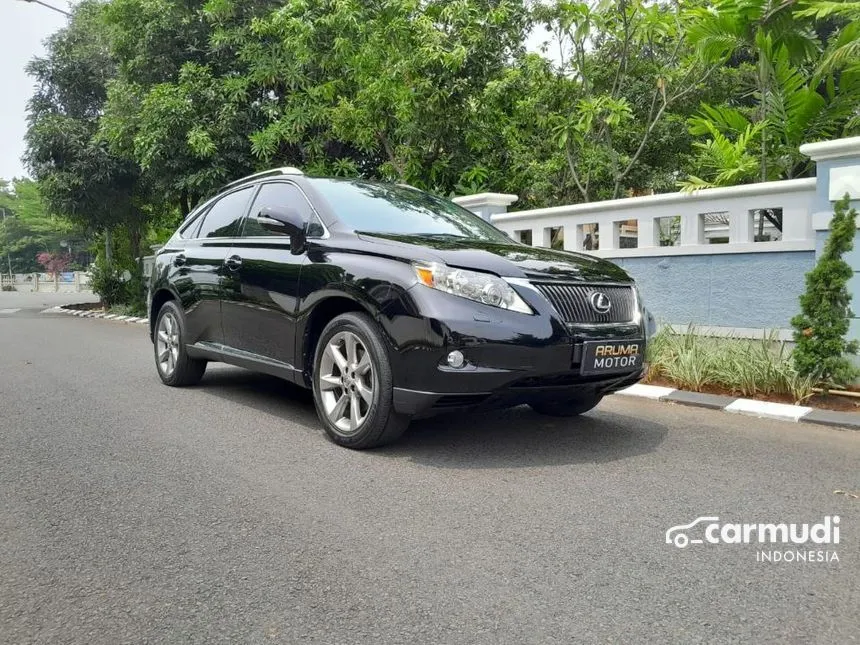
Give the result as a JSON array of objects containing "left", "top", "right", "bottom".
[{"left": 452, "top": 193, "right": 519, "bottom": 222}]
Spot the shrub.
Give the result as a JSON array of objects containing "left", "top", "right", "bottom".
[
  {"left": 791, "top": 195, "right": 859, "bottom": 391},
  {"left": 89, "top": 261, "right": 144, "bottom": 310},
  {"left": 647, "top": 326, "right": 819, "bottom": 404},
  {"left": 1, "top": 284, "right": 16, "bottom": 292}
]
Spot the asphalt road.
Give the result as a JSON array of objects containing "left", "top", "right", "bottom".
[{"left": 1, "top": 304, "right": 858, "bottom": 644}]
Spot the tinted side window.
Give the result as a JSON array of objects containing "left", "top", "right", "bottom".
[
  {"left": 243, "top": 182, "right": 318, "bottom": 238},
  {"left": 178, "top": 205, "right": 209, "bottom": 239},
  {"left": 196, "top": 187, "right": 253, "bottom": 239}
]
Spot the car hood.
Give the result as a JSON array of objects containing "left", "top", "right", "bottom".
[{"left": 358, "top": 233, "right": 632, "bottom": 283}]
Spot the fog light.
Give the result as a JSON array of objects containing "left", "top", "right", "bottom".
[{"left": 447, "top": 350, "right": 465, "bottom": 368}]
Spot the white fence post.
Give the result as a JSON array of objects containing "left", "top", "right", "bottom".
[
  {"left": 451, "top": 193, "right": 519, "bottom": 222},
  {"left": 729, "top": 210, "right": 754, "bottom": 243},
  {"left": 638, "top": 217, "right": 658, "bottom": 248}
]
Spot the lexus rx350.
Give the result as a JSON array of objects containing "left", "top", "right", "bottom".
[{"left": 148, "top": 168, "right": 652, "bottom": 448}]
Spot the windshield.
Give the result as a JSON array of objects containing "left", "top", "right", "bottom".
[{"left": 310, "top": 179, "right": 513, "bottom": 243}]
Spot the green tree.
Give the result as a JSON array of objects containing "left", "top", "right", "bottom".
[
  {"left": 100, "top": 0, "right": 266, "bottom": 216},
  {"left": 0, "top": 179, "right": 80, "bottom": 273},
  {"left": 683, "top": 0, "right": 860, "bottom": 189},
  {"left": 537, "top": 0, "right": 720, "bottom": 201},
  {"left": 24, "top": 0, "right": 148, "bottom": 264},
  {"left": 240, "top": 0, "right": 530, "bottom": 191},
  {"left": 680, "top": 53, "right": 859, "bottom": 189},
  {"left": 791, "top": 196, "right": 859, "bottom": 390},
  {"left": 799, "top": 1, "right": 860, "bottom": 76}
]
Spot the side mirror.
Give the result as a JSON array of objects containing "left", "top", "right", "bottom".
[{"left": 254, "top": 206, "right": 307, "bottom": 254}]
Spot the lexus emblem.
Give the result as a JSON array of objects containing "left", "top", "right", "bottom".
[{"left": 589, "top": 291, "right": 612, "bottom": 314}]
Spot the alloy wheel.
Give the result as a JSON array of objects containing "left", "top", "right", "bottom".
[
  {"left": 318, "top": 331, "right": 375, "bottom": 435},
  {"left": 156, "top": 311, "right": 180, "bottom": 377}
]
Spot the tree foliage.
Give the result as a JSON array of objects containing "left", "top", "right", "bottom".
[
  {"left": 0, "top": 179, "right": 79, "bottom": 273},
  {"left": 682, "top": 0, "right": 859, "bottom": 189},
  {"left": 24, "top": 0, "right": 148, "bottom": 263},
  {"left": 24, "top": 0, "right": 860, "bottom": 224}
]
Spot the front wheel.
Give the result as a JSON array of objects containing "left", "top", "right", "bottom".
[
  {"left": 312, "top": 312, "right": 408, "bottom": 449},
  {"left": 529, "top": 395, "right": 603, "bottom": 417},
  {"left": 153, "top": 300, "right": 207, "bottom": 386}
]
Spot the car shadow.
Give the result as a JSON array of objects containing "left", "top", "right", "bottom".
[
  {"left": 195, "top": 367, "right": 320, "bottom": 429},
  {"left": 381, "top": 405, "right": 668, "bottom": 469},
  {"left": 196, "top": 368, "right": 668, "bottom": 469}
]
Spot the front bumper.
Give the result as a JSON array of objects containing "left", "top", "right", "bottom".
[
  {"left": 393, "top": 367, "right": 645, "bottom": 417},
  {"left": 378, "top": 281, "right": 647, "bottom": 418}
]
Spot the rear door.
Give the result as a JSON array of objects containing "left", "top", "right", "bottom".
[
  {"left": 221, "top": 181, "right": 318, "bottom": 371},
  {"left": 171, "top": 186, "right": 254, "bottom": 346}
]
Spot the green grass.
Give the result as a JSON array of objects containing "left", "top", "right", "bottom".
[{"left": 647, "top": 325, "right": 816, "bottom": 404}]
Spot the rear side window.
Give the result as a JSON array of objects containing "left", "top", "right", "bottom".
[
  {"left": 243, "top": 182, "right": 321, "bottom": 237},
  {"left": 196, "top": 187, "right": 253, "bottom": 239},
  {"left": 178, "top": 205, "right": 209, "bottom": 239}
]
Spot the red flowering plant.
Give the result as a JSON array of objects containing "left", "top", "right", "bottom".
[{"left": 36, "top": 252, "right": 71, "bottom": 277}]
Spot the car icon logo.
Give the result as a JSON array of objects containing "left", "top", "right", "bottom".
[
  {"left": 589, "top": 291, "right": 611, "bottom": 314},
  {"left": 665, "top": 517, "right": 720, "bottom": 548}
]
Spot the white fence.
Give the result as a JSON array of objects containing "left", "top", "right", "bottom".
[
  {"left": 452, "top": 178, "right": 823, "bottom": 336},
  {"left": 0, "top": 271, "right": 92, "bottom": 293},
  {"left": 483, "top": 178, "right": 817, "bottom": 258}
]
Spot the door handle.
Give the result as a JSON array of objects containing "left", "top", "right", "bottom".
[
  {"left": 225, "top": 254, "right": 242, "bottom": 271},
  {"left": 173, "top": 253, "right": 187, "bottom": 267}
]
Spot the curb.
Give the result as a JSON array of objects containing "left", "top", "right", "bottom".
[
  {"left": 616, "top": 383, "right": 860, "bottom": 431},
  {"left": 41, "top": 305, "right": 149, "bottom": 326}
]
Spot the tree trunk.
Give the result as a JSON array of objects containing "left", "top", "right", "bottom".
[
  {"left": 104, "top": 228, "right": 113, "bottom": 268},
  {"left": 129, "top": 222, "right": 142, "bottom": 269},
  {"left": 180, "top": 188, "right": 190, "bottom": 219}
]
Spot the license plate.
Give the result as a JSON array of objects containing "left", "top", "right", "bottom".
[{"left": 580, "top": 340, "right": 643, "bottom": 375}]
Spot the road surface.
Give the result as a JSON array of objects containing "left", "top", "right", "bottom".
[{"left": 1, "top": 305, "right": 858, "bottom": 643}]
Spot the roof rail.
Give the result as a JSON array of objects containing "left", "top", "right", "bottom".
[{"left": 223, "top": 167, "right": 304, "bottom": 190}]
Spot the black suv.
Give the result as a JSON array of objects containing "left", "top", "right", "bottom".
[{"left": 148, "top": 168, "right": 652, "bottom": 448}]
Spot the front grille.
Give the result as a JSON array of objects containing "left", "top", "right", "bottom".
[{"left": 532, "top": 283, "right": 636, "bottom": 324}]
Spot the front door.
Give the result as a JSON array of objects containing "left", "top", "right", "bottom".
[{"left": 221, "top": 181, "right": 315, "bottom": 372}]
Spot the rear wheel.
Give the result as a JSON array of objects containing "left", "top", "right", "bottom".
[
  {"left": 529, "top": 395, "right": 603, "bottom": 417},
  {"left": 312, "top": 312, "right": 408, "bottom": 449},
  {"left": 153, "top": 300, "right": 206, "bottom": 386}
]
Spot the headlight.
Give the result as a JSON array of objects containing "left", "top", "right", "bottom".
[{"left": 413, "top": 262, "right": 533, "bottom": 314}]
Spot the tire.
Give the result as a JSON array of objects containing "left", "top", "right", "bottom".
[
  {"left": 153, "top": 300, "right": 207, "bottom": 387},
  {"left": 312, "top": 312, "right": 408, "bottom": 449},
  {"left": 529, "top": 395, "right": 603, "bottom": 417}
]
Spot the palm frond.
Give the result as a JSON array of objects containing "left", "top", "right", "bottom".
[
  {"left": 819, "top": 39, "right": 860, "bottom": 75},
  {"left": 797, "top": 1, "right": 860, "bottom": 20},
  {"left": 688, "top": 104, "right": 751, "bottom": 136}
]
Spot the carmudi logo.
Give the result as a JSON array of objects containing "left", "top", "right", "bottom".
[{"left": 665, "top": 516, "right": 841, "bottom": 563}]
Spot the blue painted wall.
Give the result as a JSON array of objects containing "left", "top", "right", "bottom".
[{"left": 610, "top": 251, "right": 814, "bottom": 329}]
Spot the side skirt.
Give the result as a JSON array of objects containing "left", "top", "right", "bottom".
[{"left": 186, "top": 342, "right": 306, "bottom": 386}]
